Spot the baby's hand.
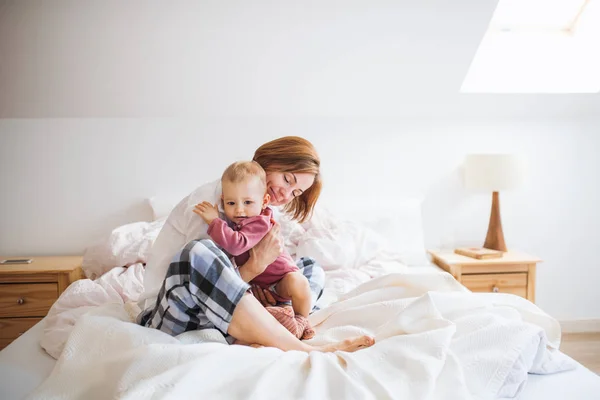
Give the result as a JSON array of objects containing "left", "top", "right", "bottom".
[{"left": 193, "top": 201, "right": 220, "bottom": 225}]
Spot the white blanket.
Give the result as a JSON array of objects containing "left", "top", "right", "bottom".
[
  {"left": 40, "top": 264, "right": 145, "bottom": 359},
  {"left": 29, "top": 272, "right": 574, "bottom": 400}
]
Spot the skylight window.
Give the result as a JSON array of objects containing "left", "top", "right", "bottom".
[
  {"left": 461, "top": 0, "right": 600, "bottom": 93},
  {"left": 491, "top": 0, "right": 587, "bottom": 31}
]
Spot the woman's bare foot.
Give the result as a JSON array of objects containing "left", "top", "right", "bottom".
[
  {"left": 314, "top": 336, "right": 375, "bottom": 353},
  {"left": 235, "top": 335, "right": 373, "bottom": 353}
]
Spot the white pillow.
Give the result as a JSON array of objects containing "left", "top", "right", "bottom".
[
  {"left": 82, "top": 218, "right": 165, "bottom": 280},
  {"left": 312, "top": 199, "right": 429, "bottom": 266},
  {"left": 296, "top": 211, "right": 386, "bottom": 270}
]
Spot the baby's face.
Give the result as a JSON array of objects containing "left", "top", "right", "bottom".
[{"left": 222, "top": 177, "right": 268, "bottom": 224}]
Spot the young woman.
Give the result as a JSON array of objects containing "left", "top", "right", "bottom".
[{"left": 138, "top": 136, "right": 374, "bottom": 352}]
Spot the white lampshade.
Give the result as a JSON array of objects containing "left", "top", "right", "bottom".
[{"left": 464, "top": 154, "right": 526, "bottom": 192}]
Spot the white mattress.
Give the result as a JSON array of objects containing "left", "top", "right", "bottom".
[
  {"left": 522, "top": 366, "right": 600, "bottom": 399},
  {"left": 0, "top": 321, "right": 55, "bottom": 400},
  {"left": 2, "top": 270, "right": 599, "bottom": 400}
]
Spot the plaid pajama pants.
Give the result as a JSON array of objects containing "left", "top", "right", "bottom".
[{"left": 137, "top": 239, "right": 325, "bottom": 340}]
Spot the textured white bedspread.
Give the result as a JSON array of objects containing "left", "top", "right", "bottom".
[{"left": 29, "top": 271, "right": 575, "bottom": 400}]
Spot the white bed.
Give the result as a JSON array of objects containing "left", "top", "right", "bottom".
[
  {"left": 2, "top": 202, "right": 599, "bottom": 399},
  {"left": 1, "top": 276, "right": 599, "bottom": 400},
  {"left": 0, "top": 322, "right": 54, "bottom": 400}
]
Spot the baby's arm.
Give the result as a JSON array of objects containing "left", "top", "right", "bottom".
[
  {"left": 275, "top": 271, "right": 312, "bottom": 317},
  {"left": 207, "top": 217, "right": 270, "bottom": 256}
]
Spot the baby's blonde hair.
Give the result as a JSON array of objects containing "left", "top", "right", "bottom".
[{"left": 221, "top": 161, "right": 266, "bottom": 188}]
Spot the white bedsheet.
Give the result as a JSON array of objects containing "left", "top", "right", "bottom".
[
  {"left": 0, "top": 322, "right": 55, "bottom": 400},
  {"left": 521, "top": 366, "right": 600, "bottom": 400},
  {"left": 27, "top": 271, "right": 579, "bottom": 399}
]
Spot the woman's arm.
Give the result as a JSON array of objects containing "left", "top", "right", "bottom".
[
  {"left": 181, "top": 179, "right": 221, "bottom": 243},
  {"left": 238, "top": 221, "right": 282, "bottom": 282}
]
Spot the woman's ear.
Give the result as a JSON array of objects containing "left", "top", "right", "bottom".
[{"left": 263, "top": 193, "right": 271, "bottom": 209}]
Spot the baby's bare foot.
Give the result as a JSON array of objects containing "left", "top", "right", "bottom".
[{"left": 317, "top": 336, "right": 375, "bottom": 353}]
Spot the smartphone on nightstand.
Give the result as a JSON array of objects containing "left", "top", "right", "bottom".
[{"left": 0, "top": 259, "right": 33, "bottom": 264}]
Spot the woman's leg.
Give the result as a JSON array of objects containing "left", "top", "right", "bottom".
[
  {"left": 228, "top": 293, "right": 374, "bottom": 353},
  {"left": 231, "top": 259, "right": 372, "bottom": 352},
  {"left": 139, "top": 240, "right": 373, "bottom": 352},
  {"left": 138, "top": 239, "right": 251, "bottom": 337},
  {"left": 296, "top": 257, "right": 325, "bottom": 312}
]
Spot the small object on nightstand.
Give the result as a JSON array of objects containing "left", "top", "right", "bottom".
[
  {"left": 1, "top": 258, "right": 33, "bottom": 264},
  {"left": 454, "top": 247, "right": 503, "bottom": 260},
  {"left": 0, "top": 256, "right": 84, "bottom": 350},
  {"left": 428, "top": 250, "right": 541, "bottom": 303}
]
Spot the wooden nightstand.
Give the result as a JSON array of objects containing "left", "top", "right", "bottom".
[
  {"left": 0, "top": 256, "right": 84, "bottom": 349},
  {"left": 428, "top": 250, "right": 541, "bottom": 303}
]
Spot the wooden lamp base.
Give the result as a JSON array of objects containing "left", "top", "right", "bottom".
[{"left": 483, "top": 191, "right": 507, "bottom": 252}]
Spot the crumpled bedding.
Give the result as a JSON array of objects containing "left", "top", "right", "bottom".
[
  {"left": 41, "top": 206, "right": 407, "bottom": 360},
  {"left": 33, "top": 272, "right": 574, "bottom": 400}
]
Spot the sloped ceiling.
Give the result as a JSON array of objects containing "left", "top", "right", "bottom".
[{"left": 0, "top": 0, "right": 598, "bottom": 118}]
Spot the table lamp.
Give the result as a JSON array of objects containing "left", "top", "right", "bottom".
[{"left": 464, "top": 154, "right": 525, "bottom": 252}]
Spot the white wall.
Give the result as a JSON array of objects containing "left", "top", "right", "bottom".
[
  {"left": 1, "top": 118, "right": 599, "bottom": 321},
  {"left": 1, "top": 0, "right": 599, "bottom": 118},
  {"left": 0, "top": 1, "right": 599, "bottom": 321}
]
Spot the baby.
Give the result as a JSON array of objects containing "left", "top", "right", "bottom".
[{"left": 194, "top": 161, "right": 314, "bottom": 340}]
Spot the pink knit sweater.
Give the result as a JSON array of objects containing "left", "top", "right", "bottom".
[{"left": 207, "top": 207, "right": 298, "bottom": 290}]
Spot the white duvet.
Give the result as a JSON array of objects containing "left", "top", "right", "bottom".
[
  {"left": 40, "top": 218, "right": 160, "bottom": 359},
  {"left": 40, "top": 263, "right": 146, "bottom": 359},
  {"left": 36, "top": 206, "right": 574, "bottom": 399},
  {"left": 30, "top": 272, "right": 573, "bottom": 400}
]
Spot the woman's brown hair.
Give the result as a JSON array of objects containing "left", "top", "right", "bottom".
[{"left": 253, "top": 136, "right": 321, "bottom": 223}]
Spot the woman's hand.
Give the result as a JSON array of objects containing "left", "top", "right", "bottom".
[
  {"left": 252, "top": 219, "right": 283, "bottom": 265},
  {"left": 239, "top": 220, "right": 283, "bottom": 284},
  {"left": 193, "top": 201, "right": 219, "bottom": 225},
  {"left": 248, "top": 221, "right": 282, "bottom": 306},
  {"left": 251, "top": 285, "right": 277, "bottom": 307}
]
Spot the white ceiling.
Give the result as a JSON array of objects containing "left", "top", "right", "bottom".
[{"left": 0, "top": 0, "right": 598, "bottom": 118}]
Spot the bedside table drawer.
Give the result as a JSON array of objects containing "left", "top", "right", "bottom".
[
  {"left": 0, "top": 283, "right": 58, "bottom": 317},
  {"left": 462, "top": 273, "right": 527, "bottom": 298},
  {"left": 0, "top": 317, "right": 42, "bottom": 339}
]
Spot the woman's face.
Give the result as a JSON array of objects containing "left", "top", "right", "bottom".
[{"left": 265, "top": 171, "right": 315, "bottom": 206}]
